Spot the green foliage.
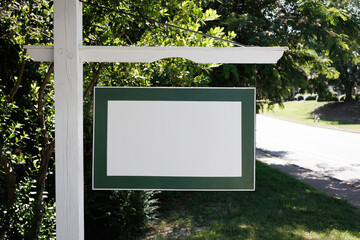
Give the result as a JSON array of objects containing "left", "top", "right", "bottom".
[
  {"left": 1, "top": 0, "right": 53, "bottom": 46},
  {"left": 0, "top": 177, "right": 35, "bottom": 239},
  {"left": 305, "top": 95, "right": 317, "bottom": 101},
  {"left": 1, "top": 0, "right": 55, "bottom": 238},
  {"left": 356, "top": 93, "right": 360, "bottom": 101},
  {"left": 85, "top": 190, "right": 159, "bottom": 240},
  {"left": 0, "top": 176, "right": 56, "bottom": 239},
  {"left": 82, "top": 0, "right": 235, "bottom": 93},
  {"left": 204, "top": 0, "right": 359, "bottom": 107},
  {"left": 317, "top": 91, "right": 339, "bottom": 102},
  {"left": 0, "top": 92, "right": 28, "bottom": 160}
]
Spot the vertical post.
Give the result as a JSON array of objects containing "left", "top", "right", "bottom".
[{"left": 54, "top": 0, "right": 84, "bottom": 239}]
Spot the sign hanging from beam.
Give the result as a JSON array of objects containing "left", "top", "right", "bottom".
[
  {"left": 24, "top": 0, "right": 287, "bottom": 238},
  {"left": 25, "top": 45, "right": 287, "bottom": 64}
]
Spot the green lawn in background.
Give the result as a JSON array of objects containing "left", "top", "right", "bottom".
[
  {"left": 261, "top": 100, "right": 360, "bottom": 133},
  {"left": 146, "top": 162, "right": 360, "bottom": 240}
]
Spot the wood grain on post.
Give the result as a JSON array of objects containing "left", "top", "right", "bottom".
[{"left": 54, "top": 0, "right": 84, "bottom": 239}]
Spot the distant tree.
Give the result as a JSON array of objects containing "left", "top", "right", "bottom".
[
  {"left": 203, "top": 0, "right": 359, "bottom": 106},
  {"left": 331, "top": 55, "right": 360, "bottom": 101},
  {"left": 321, "top": 0, "right": 360, "bottom": 101}
]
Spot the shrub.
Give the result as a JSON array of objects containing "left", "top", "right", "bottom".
[
  {"left": 294, "top": 94, "right": 304, "bottom": 101},
  {"left": 0, "top": 177, "right": 56, "bottom": 239},
  {"left": 318, "top": 91, "right": 332, "bottom": 101},
  {"left": 305, "top": 95, "right": 317, "bottom": 101},
  {"left": 331, "top": 95, "right": 339, "bottom": 101},
  {"left": 318, "top": 92, "right": 339, "bottom": 102},
  {"left": 84, "top": 190, "right": 158, "bottom": 240}
]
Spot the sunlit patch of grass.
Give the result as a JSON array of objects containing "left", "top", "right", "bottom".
[
  {"left": 290, "top": 226, "right": 360, "bottom": 240},
  {"left": 145, "top": 162, "right": 360, "bottom": 240},
  {"left": 261, "top": 100, "right": 360, "bottom": 133}
]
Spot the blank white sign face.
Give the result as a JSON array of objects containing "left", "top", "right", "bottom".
[{"left": 107, "top": 101, "right": 242, "bottom": 177}]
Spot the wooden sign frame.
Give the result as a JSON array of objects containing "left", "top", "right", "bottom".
[{"left": 93, "top": 87, "right": 255, "bottom": 191}]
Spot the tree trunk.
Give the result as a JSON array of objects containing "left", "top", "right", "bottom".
[
  {"left": 345, "top": 86, "right": 353, "bottom": 102},
  {"left": 6, "top": 36, "right": 30, "bottom": 105},
  {"left": 26, "top": 63, "right": 55, "bottom": 240},
  {"left": 0, "top": 147, "right": 16, "bottom": 205},
  {"left": 28, "top": 140, "right": 55, "bottom": 240},
  {"left": 0, "top": 145, "right": 17, "bottom": 239},
  {"left": 83, "top": 62, "right": 105, "bottom": 99}
]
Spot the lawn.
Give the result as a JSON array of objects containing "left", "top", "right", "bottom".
[
  {"left": 145, "top": 162, "right": 360, "bottom": 240},
  {"left": 261, "top": 100, "right": 360, "bottom": 133}
]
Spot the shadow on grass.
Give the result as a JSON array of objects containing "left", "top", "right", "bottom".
[
  {"left": 149, "top": 161, "right": 360, "bottom": 240},
  {"left": 256, "top": 148, "right": 360, "bottom": 205},
  {"left": 263, "top": 163, "right": 360, "bottom": 207},
  {"left": 311, "top": 101, "right": 360, "bottom": 124}
]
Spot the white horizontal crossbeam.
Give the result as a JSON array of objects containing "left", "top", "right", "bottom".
[{"left": 24, "top": 45, "right": 287, "bottom": 64}]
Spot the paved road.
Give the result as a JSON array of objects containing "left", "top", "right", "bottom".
[{"left": 256, "top": 115, "right": 360, "bottom": 187}]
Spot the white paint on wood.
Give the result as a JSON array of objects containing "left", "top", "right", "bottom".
[
  {"left": 107, "top": 101, "right": 242, "bottom": 177},
  {"left": 25, "top": 45, "right": 288, "bottom": 64},
  {"left": 79, "top": 46, "right": 287, "bottom": 63},
  {"left": 54, "top": 0, "right": 84, "bottom": 239},
  {"left": 23, "top": 45, "right": 53, "bottom": 62}
]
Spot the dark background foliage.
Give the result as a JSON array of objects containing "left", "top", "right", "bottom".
[{"left": 0, "top": 0, "right": 359, "bottom": 239}]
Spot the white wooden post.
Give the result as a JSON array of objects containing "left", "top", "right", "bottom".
[{"left": 54, "top": 0, "right": 84, "bottom": 239}]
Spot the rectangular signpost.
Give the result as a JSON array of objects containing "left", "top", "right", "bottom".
[
  {"left": 93, "top": 87, "right": 255, "bottom": 190},
  {"left": 25, "top": 0, "right": 286, "bottom": 237}
]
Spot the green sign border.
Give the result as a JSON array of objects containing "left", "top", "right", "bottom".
[{"left": 93, "top": 87, "right": 255, "bottom": 190}]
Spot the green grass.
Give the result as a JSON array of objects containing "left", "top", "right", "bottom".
[
  {"left": 261, "top": 101, "right": 360, "bottom": 133},
  {"left": 145, "top": 162, "right": 360, "bottom": 240}
]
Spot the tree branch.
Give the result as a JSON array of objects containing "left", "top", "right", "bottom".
[
  {"left": 6, "top": 35, "right": 30, "bottom": 104},
  {"left": 83, "top": 62, "right": 105, "bottom": 99},
  {"left": 29, "top": 138, "right": 55, "bottom": 240},
  {"left": 38, "top": 62, "right": 54, "bottom": 133},
  {"left": 27, "top": 63, "right": 55, "bottom": 239},
  {"left": 0, "top": 145, "right": 16, "bottom": 205}
]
